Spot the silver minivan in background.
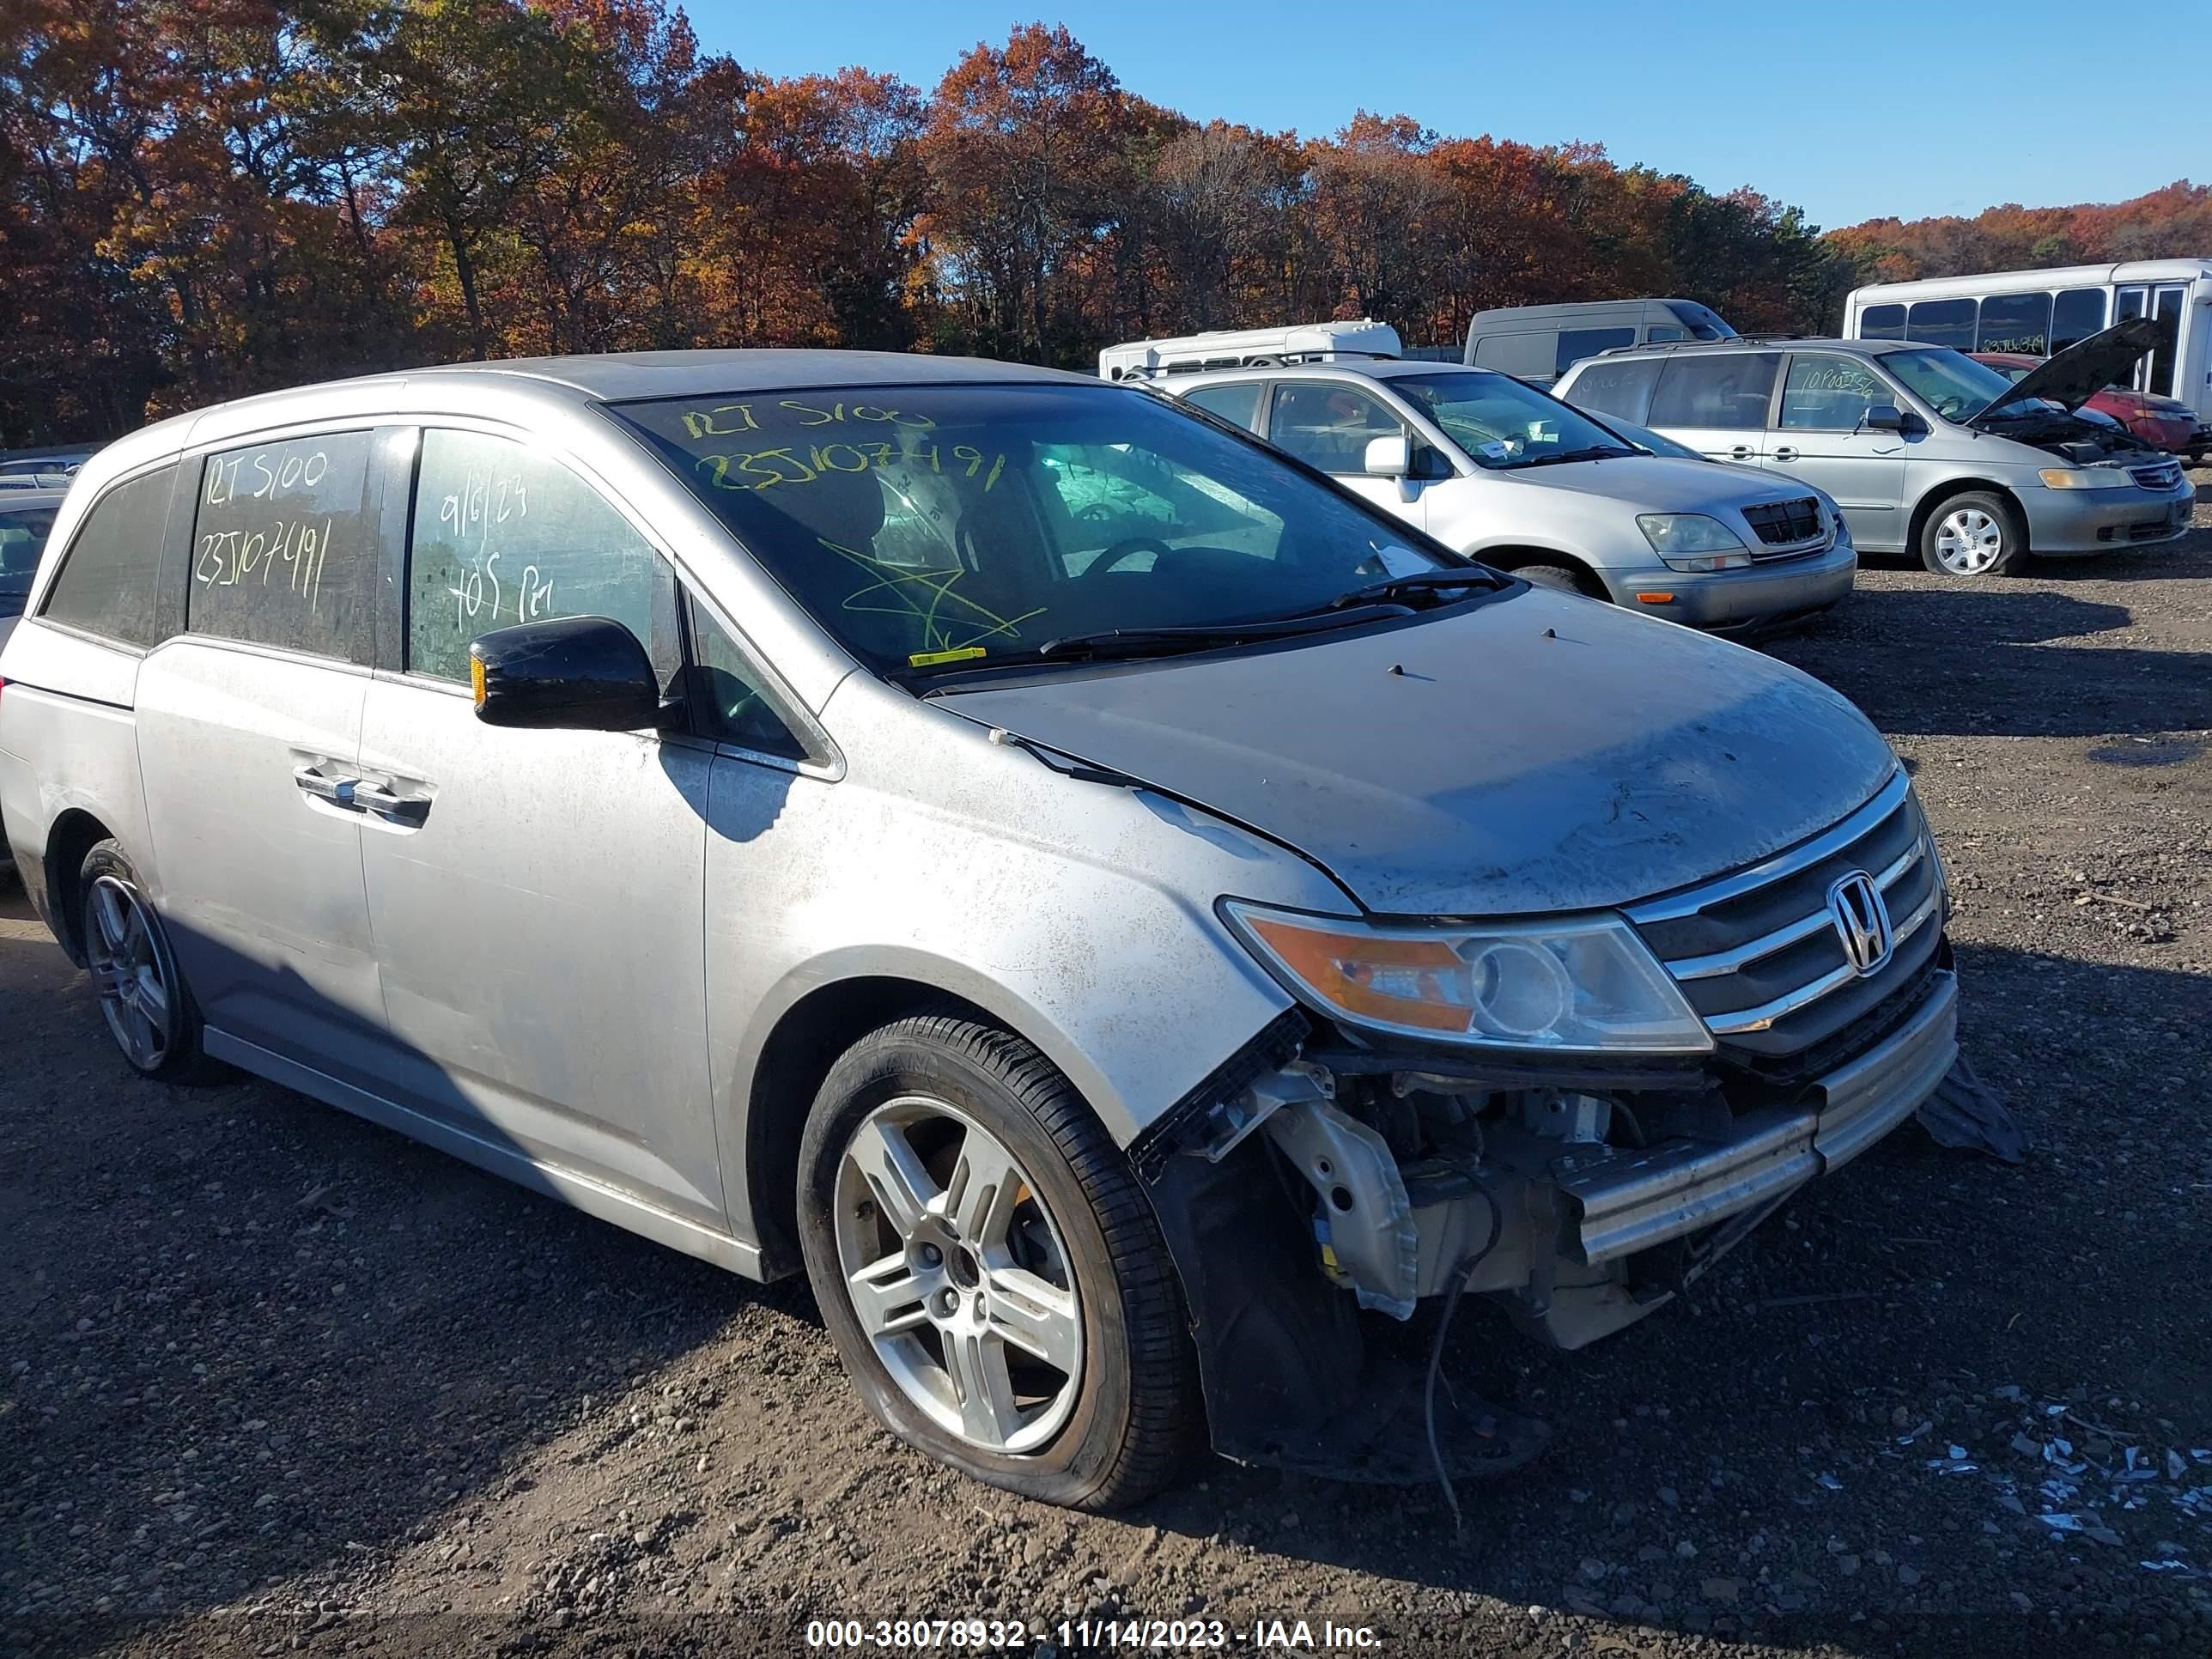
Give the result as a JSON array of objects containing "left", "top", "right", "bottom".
[
  {"left": 1161, "top": 358, "right": 1856, "bottom": 633},
  {"left": 0, "top": 352, "right": 1957, "bottom": 1509},
  {"left": 1556, "top": 319, "right": 2197, "bottom": 576}
]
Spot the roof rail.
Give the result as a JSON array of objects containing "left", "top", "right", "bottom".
[{"left": 1592, "top": 334, "right": 1803, "bottom": 359}]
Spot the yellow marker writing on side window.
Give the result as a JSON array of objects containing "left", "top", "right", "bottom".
[
  {"left": 471, "top": 654, "right": 487, "bottom": 706},
  {"left": 908, "top": 646, "right": 988, "bottom": 667}
]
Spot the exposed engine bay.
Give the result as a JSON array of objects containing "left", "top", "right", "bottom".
[{"left": 1990, "top": 406, "right": 2162, "bottom": 465}]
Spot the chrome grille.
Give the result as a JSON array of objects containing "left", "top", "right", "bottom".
[
  {"left": 2130, "top": 459, "right": 2183, "bottom": 491},
  {"left": 1625, "top": 772, "right": 1945, "bottom": 1061},
  {"left": 1741, "top": 497, "right": 1826, "bottom": 548}
]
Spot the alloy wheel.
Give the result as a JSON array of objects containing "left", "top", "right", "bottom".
[
  {"left": 1933, "top": 507, "right": 2005, "bottom": 575},
  {"left": 85, "top": 874, "right": 172, "bottom": 1070},
  {"left": 832, "top": 1096, "right": 1083, "bottom": 1454}
]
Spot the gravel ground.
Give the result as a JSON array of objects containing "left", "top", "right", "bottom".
[{"left": 4, "top": 478, "right": 2209, "bottom": 1659}]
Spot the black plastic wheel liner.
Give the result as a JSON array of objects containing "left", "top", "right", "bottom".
[{"left": 1139, "top": 1116, "right": 1548, "bottom": 1484}]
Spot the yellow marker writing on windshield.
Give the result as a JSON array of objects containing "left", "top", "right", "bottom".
[{"left": 908, "top": 646, "right": 988, "bottom": 667}]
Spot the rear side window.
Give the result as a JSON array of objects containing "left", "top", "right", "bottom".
[
  {"left": 1561, "top": 356, "right": 1661, "bottom": 423},
  {"left": 1178, "top": 381, "right": 1263, "bottom": 431},
  {"left": 1905, "top": 298, "right": 1978, "bottom": 349},
  {"left": 2051, "top": 288, "right": 2107, "bottom": 353},
  {"left": 1977, "top": 293, "right": 2052, "bottom": 356},
  {"left": 406, "top": 428, "right": 682, "bottom": 687},
  {"left": 189, "top": 432, "right": 377, "bottom": 661},
  {"left": 38, "top": 465, "right": 178, "bottom": 647},
  {"left": 1646, "top": 353, "right": 1782, "bottom": 430},
  {"left": 1471, "top": 331, "right": 1557, "bottom": 378},
  {"left": 1859, "top": 304, "right": 1908, "bottom": 340},
  {"left": 1556, "top": 327, "right": 1635, "bottom": 376}
]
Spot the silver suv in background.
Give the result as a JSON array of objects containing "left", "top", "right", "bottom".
[
  {"left": 1161, "top": 359, "right": 1855, "bottom": 633},
  {"left": 1555, "top": 318, "right": 2197, "bottom": 577},
  {"left": 2, "top": 353, "right": 1955, "bottom": 1509}
]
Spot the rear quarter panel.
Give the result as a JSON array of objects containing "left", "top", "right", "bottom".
[{"left": 0, "top": 623, "right": 155, "bottom": 928}]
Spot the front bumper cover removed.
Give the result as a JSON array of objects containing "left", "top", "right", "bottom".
[{"left": 1133, "top": 969, "right": 1959, "bottom": 1480}]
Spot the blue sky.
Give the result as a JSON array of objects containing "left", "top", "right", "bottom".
[{"left": 682, "top": 1, "right": 2203, "bottom": 230}]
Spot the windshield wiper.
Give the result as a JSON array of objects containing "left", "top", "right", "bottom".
[
  {"left": 1508, "top": 444, "right": 1639, "bottom": 469},
  {"left": 1036, "top": 602, "right": 1413, "bottom": 660},
  {"left": 1326, "top": 567, "right": 1511, "bottom": 609}
]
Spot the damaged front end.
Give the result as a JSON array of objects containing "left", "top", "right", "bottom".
[{"left": 1134, "top": 771, "right": 1960, "bottom": 1481}]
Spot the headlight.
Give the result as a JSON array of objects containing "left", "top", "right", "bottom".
[
  {"left": 1638, "top": 514, "right": 1753, "bottom": 571},
  {"left": 1222, "top": 902, "right": 1713, "bottom": 1054},
  {"left": 2038, "top": 467, "right": 2130, "bottom": 489}
]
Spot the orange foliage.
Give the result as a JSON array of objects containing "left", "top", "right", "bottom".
[{"left": 12, "top": 7, "right": 2185, "bottom": 441}]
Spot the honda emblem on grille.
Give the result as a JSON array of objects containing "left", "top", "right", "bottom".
[{"left": 1826, "top": 871, "right": 1893, "bottom": 976}]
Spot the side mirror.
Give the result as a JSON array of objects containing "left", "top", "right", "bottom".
[
  {"left": 1862, "top": 404, "right": 1907, "bottom": 433},
  {"left": 470, "top": 615, "right": 660, "bottom": 731},
  {"left": 1364, "top": 433, "right": 1412, "bottom": 478}
]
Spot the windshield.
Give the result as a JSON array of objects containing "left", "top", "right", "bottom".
[
  {"left": 1388, "top": 370, "right": 1635, "bottom": 470},
  {"left": 0, "top": 503, "right": 58, "bottom": 618},
  {"left": 1883, "top": 348, "right": 2054, "bottom": 423},
  {"left": 1668, "top": 302, "right": 1735, "bottom": 342},
  {"left": 614, "top": 382, "right": 1458, "bottom": 676}
]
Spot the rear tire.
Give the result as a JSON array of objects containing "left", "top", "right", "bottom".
[
  {"left": 78, "top": 840, "right": 211, "bottom": 1080},
  {"left": 797, "top": 1014, "right": 1201, "bottom": 1510},
  {"left": 1516, "top": 562, "right": 1601, "bottom": 598},
  {"left": 1919, "top": 491, "right": 2027, "bottom": 577}
]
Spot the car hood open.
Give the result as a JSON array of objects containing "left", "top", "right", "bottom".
[
  {"left": 1972, "top": 317, "right": 2160, "bottom": 424},
  {"left": 938, "top": 589, "right": 1898, "bottom": 917}
]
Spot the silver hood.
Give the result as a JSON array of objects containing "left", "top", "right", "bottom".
[
  {"left": 939, "top": 587, "right": 1897, "bottom": 917},
  {"left": 1502, "top": 453, "right": 1812, "bottom": 514}
]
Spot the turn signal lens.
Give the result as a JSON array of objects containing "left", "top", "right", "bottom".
[{"left": 470, "top": 654, "right": 487, "bottom": 707}]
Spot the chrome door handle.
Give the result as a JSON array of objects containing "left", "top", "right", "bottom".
[
  {"left": 353, "top": 781, "right": 431, "bottom": 826},
  {"left": 1771, "top": 447, "right": 1801, "bottom": 462},
  {"left": 1728, "top": 445, "right": 1755, "bottom": 460},
  {"left": 292, "top": 765, "right": 360, "bottom": 810}
]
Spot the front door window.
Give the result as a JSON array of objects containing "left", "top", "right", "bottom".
[
  {"left": 1265, "top": 384, "right": 1405, "bottom": 476},
  {"left": 406, "top": 428, "right": 683, "bottom": 691}
]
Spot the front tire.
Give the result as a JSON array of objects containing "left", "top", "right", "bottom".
[
  {"left": 797, "top": 1014, "right": 1200, "bottom": 1510},
  {"left": 79, "top": 839, "right": 209, "bottom": 1079},
  {"left": 1920, "top": 491, "right": 2027, "bottom": 577}
]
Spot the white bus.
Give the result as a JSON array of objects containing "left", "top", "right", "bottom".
[
  {"left": 1098, "top": 320, "right": 1401, "bottom": 382},
  {"left": 1843, "top": 259, "right": 2212, "bottom": 422}
]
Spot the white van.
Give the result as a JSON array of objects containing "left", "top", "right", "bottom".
[
  {"left": 1463, "top": 300, "right": 1736, "bottom": 386},
  {"left": 1100, "top": 320, "right": 1401, "bottom": 382}
]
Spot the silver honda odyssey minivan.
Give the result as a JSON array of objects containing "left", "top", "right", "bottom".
[
  {"left": 1556, "top": 318, "right": 2196, "bottom": 576},
  {"left": 0, "top": 352, "right": 1959, "bottom": 1508}
]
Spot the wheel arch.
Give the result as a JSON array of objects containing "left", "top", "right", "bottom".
[
  {"left": 1474, "top": 544, "right": 1610, "bottom": 597},
  {"left": 41, "top": 808, "right": 116, "bottom": 967},
  {"left": 732, "top": 956, "right": 1184, "bottom": 1281},
  {"left": 1908, "top": 477, "right": 2029, "bottom": 556}
]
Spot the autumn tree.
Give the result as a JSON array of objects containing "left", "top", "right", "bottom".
[
  {"left": 921, "top": 23, "right": 1138, "bottom": 364},
  {"left": 1304, "top": 113, "right": 1448, "bottom": 324},
  {"left": 15, "top": 6, "right": 2173, "bottom": 444}
]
